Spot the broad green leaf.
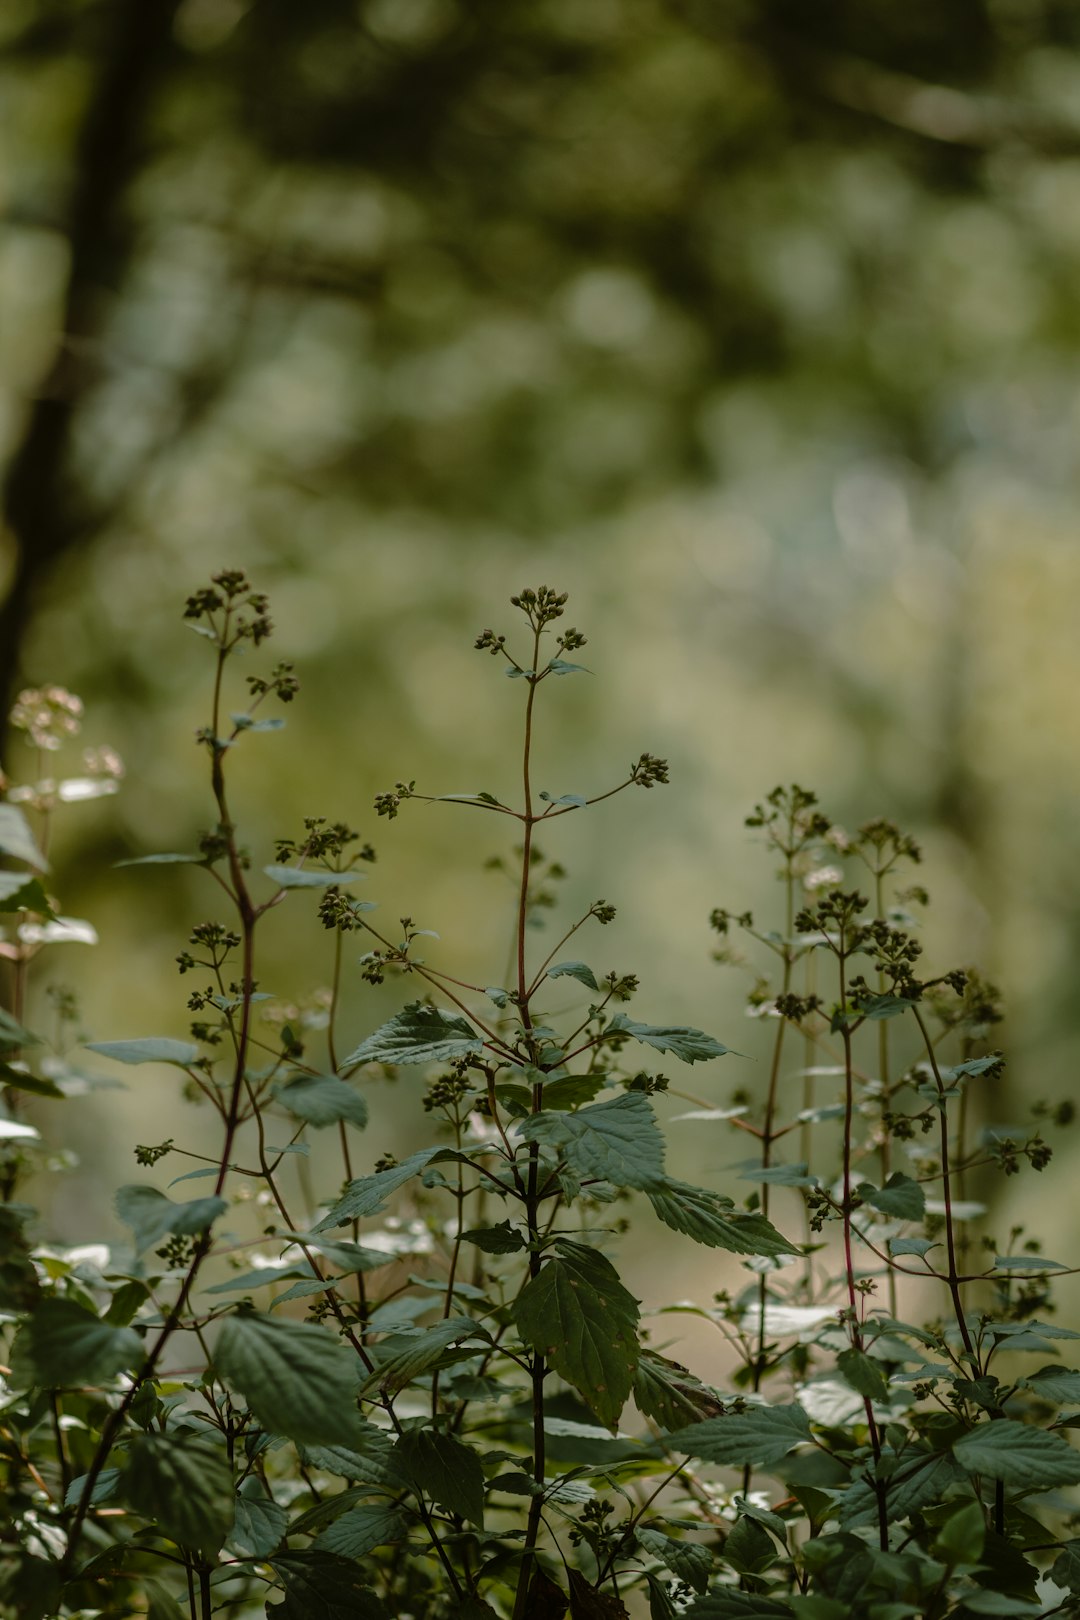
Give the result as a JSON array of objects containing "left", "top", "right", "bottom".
[
  {"left": 460, "top": 1222, "right": 526, "bottom": 1253},
  {"left": 273, "top": 1073, "right": 368, "bottom": 1129},
  {"left": 839, "top": 1452, "right": 968, "bottom": 1530},
  {"left": 636, "top": 1528, "right": 711, "bottom": 1593},
  {"left": 393, "top": 1426, "right": 485, "bottom": 1526},
  {"left": 993, "top": 1254, "right": 1067, "bottom": 1272},
  {"left": 115, "top": 1184, "right": 227, "bottom": 1255},
  {"left": 667, "top": 1403, "right": 812, "bottom": 1468},
  {"left": 647, "top": 1573, "right": 678, "bottom": 1620},
  {"left": 683, "top": 1593, "right": 794, "bottom": 1617},
  {"left": 0, "top": 804, "right": 48, "bottom": 870},
  {"left": 214, "top": 1311, "right": 366, "bottom": 1445},
  {"left": 516, "top": 1091, "right": 665, "bottom": 1190},
  {"left": 227, "top": 1490, "right": 289, "bottom": 1558},
  {"left": 145, "top": 1580, "right": 188, "bottom": 1620},
  {"left": 263, "top": 864, "right": 364, "bottom": 888},
  {"left": 725, "top": 1515, "right": 779, "bottom": 1575},
  {"left": 0, "top": 1009, "right": 42, "bottom": 1049},
  {"left": 123, "top": 1432, "right": 234, "bottom": 1558},
  {"left": 301, "top": 1422, "right": 397, "bottom": 1486},
  {"left": 312, "top": 1147, "right": 448, "bottom": 1230},
  {"left": 958, "top": 1597, "right": 1041, "bottom": 1616},
  {"left": 836, "top": 1348, "right": 889, "bottom": 1403},
  {"left": 737, "top": 1160, "right": 816, "bottom": 1188},
  {"left": 0, "top": 1062, "right": 63, "bottom": 1098},
  {"left": 547, "top": 960, "right": 600, "bottom": 990},
  {"left": 1022, "top": 1365, "right": 1080, "bottom": 1404},
  {"left": 314, "top": 1504, "right": 410, "bottom": 1558},
  {"left": 344, "top": 1001, "right": 483, "bottom": 1066},
  {"left": 608, "top": 1013, "right": 732, "bottom": 1064},
  {"left": 274, "top": 1232, "right": 395, "bottom": 1272},
  {"left": 648, "top": 1179, "right": 801, "bottom": 1258},
  {"left": 547, "top": 659, "right": 591, "bottom": 675},
  {"left": 933, "top": 1498, "right": 985, "bottom": 1566},
  {"left": 859, "top": 1174, "right": 925, "bottom": 1221},
  {"left": 1051, "top": 1538, "right": 1080, "bottom": 1594},
  {"left": 363, "top": 1317, "right": 482, "bottom": 1395},
  {"left": 64, "top": 1468, "right": 121, "bottom": 1507},
  {"left": 634, "top": 1349, "right": 723, "bottom": 1429},
  {"left": 567, "top": 1570, "right": 630, "bottom": 1615},
  {"left": 513, "top": 1239, "right": 639, "bottom": 1429},
  {"left": 269, "top": 1552, "right": 390, "bottom": 1619},
  {"left": 0, "top": 875, "right": 57, "bottom": 917},
  {"left": 203, "top": 1261, "right": 313, "bottom": 1295},
  {"left": 954, "top": 1419, "right": 1080, "bottom": 1488},
  {"left": 86, "top": 1037, "right": 200, "bottom": 1067},
  {"left": 9, "top": 1298, "right": 143, "bottom": 1388},
  {"left": 853, "top": 993, "right": 916, "bottom": 1021}
]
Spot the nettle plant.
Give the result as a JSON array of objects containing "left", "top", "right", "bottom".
[{"left": 2, "top": 579, "right": 1080, "bottom": 1620}]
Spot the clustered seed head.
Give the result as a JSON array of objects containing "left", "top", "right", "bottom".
[
  {"left": 9, "top": 686, "right": 83, "bottom": 751},
  {"left": 474, "top": 629, "right": 506, "bottom": 655},
  {"left": 510, "top": 585, "right": 569, "bottom": 629},
  {"left": 247, "top": 662, "right": 300, "bottom": 704},
  {"left": 184, "top": 570, "right": 272, "bottom": 644},
  {"left": 374, "top": 781, "right": 415, "bottom": 820},
  {"left": 631, "top": 753, "right": 669, "bottom": 789}
]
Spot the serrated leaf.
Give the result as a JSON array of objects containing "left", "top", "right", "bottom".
[
  {"left": 954, "top": 1419, "right": 1080, "bottom": 1488},
  {"left": 86, "top": 1037, "right": 200, "bottom": 1067},
  {"left": 461, "top": 1222, "right": 526, "bottom": 1253},
  {"left": 227, "top": 1491, "right": 289, "bottom": 1558},
  {"left": 115, "top": 1184, "right": 227, "bottom": 1255},
  {"left": 302, "top": 1422, "right": 397, "bottom": 1485},
  {"left": 363, "top": 1317, "right": 482, "bottom": 1395},
  {"left": 854, "top": 993, "right": 916, "bottom": 1021},
  {"left": 64, "top": 1467, "right": 121, "bottom": 1507},
  {"left": 836, "top": 1348, "right": 889, "bottom": 1403},
  {"left": 667, "top": 1403, "right": 812, "bottom": 1468},
  {"left": 263, "top": 864, "right": 364, "bottom": 888},
  {"left": 608, "top": 1014, "right": 732, "bottom": 1064},
  {"left": 269, "top": 1552, "right": 390, "bottom": 1619},
  {"left": 516, "top": 1092, "right": 666, "bottom": 1190},
  {"left": 547, "top": 960, "right": 600, "bottom": 990},
  {"left": 393, "top": 1426, "right": 485, "bottom": 1526},
  {"left": 1022, "top": 1365, "right": 1080, "bottom": 1404},
  {"left": 839, "top": 1451, "right": 968, "bottom": 1530},
  {"left": 9, "top": 1298, "right": 143, "bottom": 1388},
  {"left": 634, "top": 1350, "right": 724, "bottom": 1428},
  {"left": 0, "top": 804, "right": 48, "bottom": 870},
  {"left": 648, "top": 1179, "right": 801, "bottom": 1258},
  {"left": 1051, "top": 1538, "right": 1080, "bottom": 1594},
  {"left": 314, "top": 1503, "right": 410, "bottom": 1558},
  {"left": 636, "top": 1527, "right": 712, "bottom": 1592},
  {"left": 214, "top": 1312, "right": 366, "bottom": 1445},
  {"left": 859, "top": 1174, "right": 925, "bottom": 1221},
  {"left": 344, "top": 1001, "right": 483, "bottom": 1066},
  {"left": 123, "top": 1432, "right": 234, "bottom": 1558},
  {"left": 568, "top": 1570, "right": 629, "bottom": 1616},
  {"left": 311, "top": 1147, "right": 449, "bottom": 1230},
  {"left": 514, "top": 1240, "right": 639, "bottom": 1428},
  {"left": 273, "top": 1073, "right": 368, "bottom": 1129},
  {"left": 203, "top": 1261, "right": 312, "bottom": 1295}
]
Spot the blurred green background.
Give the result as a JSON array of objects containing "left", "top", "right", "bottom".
[{"left": 3, "top": 0, "right": 1080, "bottom": 1366}]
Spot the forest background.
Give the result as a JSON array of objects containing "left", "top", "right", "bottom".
[{"left": 3, "top": 0, "right": 1080, "bottom": 1377}]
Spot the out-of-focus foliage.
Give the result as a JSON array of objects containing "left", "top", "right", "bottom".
[{"left": 3, "top": 0, "right": 1080, "bottom": 1246}]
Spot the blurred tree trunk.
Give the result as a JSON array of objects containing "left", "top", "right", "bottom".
[{"left": 0, "top": 0, "right": 180, "bottom": 754}]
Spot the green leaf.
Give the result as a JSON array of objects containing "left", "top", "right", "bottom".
[
  {"left": 0, "top": 1207, "right": 40, "bottom": 1311},
  {"left": 0, "top": 1009, "right": 42, "bottom": 1050},
  {"left": 514, "top": 1239, "right": 640, "bottom": 1429},
  {"left": 0, "top": 875, "right": 57, "bottom": 917},
  {"left": 86, "top": 1037, "right": 200, "bottom": 1067},
  {"left": 859, "top": 1174, "right": 925, "bottom": 1221},
  {"left": 302, "top": 1423, "right": 396, "bottom": 1486},
  {"left": 460, "top": 1222, "right": 526, "bottom": 1254},
  {"left": 311, "top": 1147, "right": 448, "bottom": 1230},
  {"left": 363, "top": 1317, "right": 483, "bottom": 1395},
  {"left": 993, "top": 1254, "right": 1067, "bottom": 1272},
  {"left": 263, "top": 864, "right": 365, "bottom": 888},
  {"left": 203, "top": 1262, "right": 313, "bottom": 1295},
  {"left": 226, "top": 1490, "right": 289, "bottom": 1558},
  {"left": 636, "top": 1528, "right": 712, "bottom": 1593},
  {"left": 314, "top": 1503, "right": 410, "bottom": 1558},
  {"left": 1022, "top": 1365, "right": 1080, "bottom": 1404},
  {"left": 634, "top": 1349, "right": 723, "bottom": 1429},
  {"left": 393, "top": 1426, "right": 485, "bottom": 1526},
  {"left": 648, "top": 1179, "right": 801, "bottom": 1258},
  {"left": 269, "top": 1552, "right": 390, "bottom": 1619},
  {"left": 933, "top": 1498, "right": 985, "bottom": 1566},
  {"left": 953, "top": 1419, "right": 1080, "bottom": 1488},
  {"left": 64, "top": 1468, "right": 121, "bottom": 1507},
  {"left": 0, "top": 804, "right": 48, "bottom": 870},
  {"left": 839, "top": 1452, "right": 968, "bottom": 1530},
  {"left": 214, "top": 1311, "right": 366, "bottom": 1446},
  {"left": 145, "top": 1580, "right": 188, "bottom": 1620},
  {"left": 683, "top": 1593, "right": 794, "bottom": 1617},
  {"left": 853, "top": 993, "right": 915, "bottom": 1021},
  {"left": 547, "top": 960, "right": 600, "bottom": 990},
  {"left": 0, "top": 1062, "right": 62, "bottom": 1098},
  {"left": 516, "top": 1092, "right": 666, "bottom": 1190},
  {"left": 736, "top": 1160, "right": 816, "bottom": 1188},
  {"left": 567, "top": 1571, "right": 630, "bottom": 1616},
  {"left": 667, "top": 1403, "right": 812, "bottom": 1468},
  {"left": 343, "top": 1001, "right": 483, "bottom": 1066},
  {"left": 273, "top": 1073, "right": 369, "bottom": 1129},
  {"left": 547, "top": 659, "right": 591, "bottom": 675},
  {"left": 115, "top": 852, "right": 204, "bottom": 866},
  {"left": 1051, "top": 1538, "right": 1080, "bottom": 1594},
  {"left": 123, "top": 1432, "right": 234, "bottom": 1558},
  {"left": 608, "top": 1013, "right": 732, "bottom": 1064},
  {"left": 647, "top": 1573, "right": 678, "bottom": 1620},
  {"left": 115, "top": 1184, "right": 227, "bottom": 1255},
  {"left": 9, "top": 1298, "right": 143, "bottom": 1388},
  {"left": 836, "top": 1348, "right": 890, "bottom": 1404}
]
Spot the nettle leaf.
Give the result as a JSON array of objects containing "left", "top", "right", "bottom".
[
  {"left": 667, "top": 1404, "right": 813, "bottom": 1468},
  {"left": 115, "top": 1184, "right": 227, "bottom": 1255},
  {"left": 344, "top": 1002, "right": 484, "bottom": 1066},
  {"left": 461, "top": 1222, "right": 526, "bottom": 1254},
  {"left": 273, "top": 1073, "right": 369, "bottom": 1129},
  {"left": 86, "top": 1037, "right": 200, "bottom": 1067},
  {"left": 9, "top": 1298, "right": 143, "bottom": 1388},
  {"left": 683, "top": 1592, "right": 794, "bottom": 1617},
  {"left": 1021, "top": 1365, "right": 1080, "bottom": 1404},
  {"left": 858, "top": 1174, "right": 925, "bottom": 1222},
  {"left": 123, "top": 1432, "right": 234, "bottom": 1558},
  {"left": 648, "top": 1179, "right": 801, "bottom": 1259},
  {"left": 853, "top": 993, "right": 916, "bottom": 1021},
  {"left": 516, "top": 1092, "right": 666, "bottom": 1190},
  {"left": 302, "top": 1421, "right": 397, "bottom": 1485},
  {"left": 0, "top": 804, "right": 48, "bottom": 870},
  {"left": 636, "top": 1527, "right": 712, "bottom": 1593},
  {"left": 214, "top": 1311, "right": 366, "bottom": 1446},
  {"left": 393, "top": 1426, "right": 485, "bottom": 1527},
  {"left": 314, "top": 1503, "right": 410, "bottom": 1559},
  {"left": 1051, "top": 1539, "right": 1080, "bottom": 1594},
  {"left": 269, "top": 1551, "right": 389, "bottom": 1619},
  {"left": 547, "top": 960, "right": 600, "bottom": 990},
  {"left": 836, "top": 1348, "right": 889, "bottom": 1404},
  {"left": 839, "top": 1451, "right": 968, "bottom": 1531},
  {"left": 227, "top": 1490, "right": 289, "bottom": 1558},
  {"left": 634, "top": 1350, "right": 723, "bottom": 1429},
  {"left": 312, "top": 1147, "right": 452, "bottom": 1230},
  {"left": 363, "top": 1317, "right": 483, "bottom": 1396},
  {"left": 263, "top": 863, "right": 365, "bottom": 888},
  {"left": 954, "top": 1419, "right": 1080, "bottom": 1488},
  {"left": 608, "top": 1013, "right": 732, "bottom": 1064},
  {"left": 64, "top": 1468, "right": 121, "bottom": 1507},
  {"left": 567, "top": 1570, "right": 630, "bottom": 1616},
  {"left": 514, "top": 1239, "right": 640, "bottom": 1429}
]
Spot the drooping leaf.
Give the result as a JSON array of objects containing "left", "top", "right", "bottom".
[
  {"left": 648, "top": 1179, "right": 801, "bottom": 1258},
  {"left": 953, "top": 1420, "right": 1080, "bottom": 1488},
  {"left": 0, "top": 1009, "right": 42, "bottom": 1050},
  {"left": 86, "top": 1038, "right": 200, "bottom": 1067},
  {"left": 460, "top": 1221, "right": 526, "bottom": 1253},
  {"left": 683, "top": 1593, "right": 794, "bottom": 1617},
  {"left": 634, "top": 1349, "right": 725, "bottom": 1429},
  {"left": 547, "top": 660, "right": 591, "bottom": 676},
  {"left": 312, "top": 1147, "right": 451, "bottom": 1231},
  {"left": 263, "top": 864, "right": 365, "bottom": 888},
  {"left": 214, "top": 1311, "right": 366, "bottom": 1445},
  {"left": 123, "top": 1432, "right": 234, "bottom": 1558},
  {"left": 547, "top": 960, "right": 600, "bottom": 990},
  {"left": 268, "top": 1552, "right": 390, "bottom": 1619},
  {"left": 839, "top": 1452, "right": 968, "bottom": 1530},
  {"left": 568, "top": 1569, "right": 630, "bottom": 1617},
  {"left": 513, "top": 1239, "right": 640, "bottom": 1429},
  {"left": 1051, "top": 1539, "right": 1080, "bottom": 1594},
  {"left": 227, "top": 1490, "right": 289, "bottom": 1559},
  {"left": 9, "top": 1298, "right": 143, "bottom": 1388},
  {"left": 516, "top": 1092, "right": 666, "bottom": 1190},
  {"left": 115, "top": 1184, "right": 227, "bottom": 1255},
  {"left": 1021, "top": 1365, "right": 1080, "bottom": 1404},
  {"left": 608, "top": 1014, "right": 732, "bottom": 1064},
  {"left": 343, "top": 1001, "right": 483, "bottom": 1067},
  {"left": 313, "top": 1503, "right": 410, "bottom": 1559},
  {"left": 852, "top": 993, "right": 916, "bottom": 1022},
  {"left": 836, "top": 1348, "right": 890, "bottom": 1404},
  {"left": 858, "top": 1174, "right": 925, "bottom": 1222},
  {"left": 667, "top": 1403, "right": 813, "bottom": 1468},
  {"left": 0, "top": 875, "right": 57, "bottom": 917},
  {"left": 363, "top": 1317, "right": 483, "bottom": 1396},
  {"left": 64, "top": 1468, "right": 121, "bottom": 1507},
  {"left": 0, "top": 1062, "right": 62, "bottom": 1098},
  {"left": 636, "top": 1528, "right": 712, "bottom": 1593},
  {"left": 273, "top": 1073, "right": 369, "bottom": 1129},
  {"left": 0, "top": 805, "right": 48, "bottom": 870},
  {"left": 933, "top": 1499, "right": 986, "bottom": 1566},
  {"left": 392, "top": 1426, "right": 485, "bottom": 1526},
  {"left": 301, "top": 1421, "right": 397, "bottom": 1486}
]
